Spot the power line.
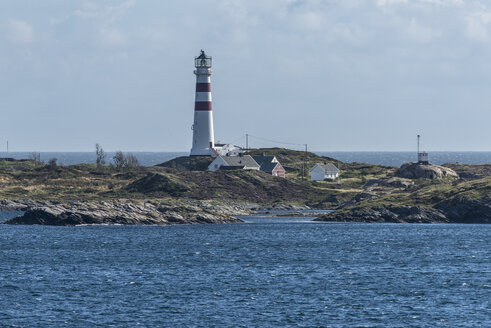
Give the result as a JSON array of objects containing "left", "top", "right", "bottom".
[
  {"left": 227, "top": 136, "right": 245, "bottom": 145},
  {"left": 247, "top": 134, "right": 305, "bottom": 147}
]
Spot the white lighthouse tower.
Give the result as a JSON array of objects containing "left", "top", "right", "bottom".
[{"left": 190, "top": 50, "right": 215, "bottom": 156}]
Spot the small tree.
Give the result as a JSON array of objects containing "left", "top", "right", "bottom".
[
  {"left": 113, "top": 151, "right": 126, "bottom": 169},
  {"left": 125, "top": 153, "right": 139, "bottom": 168},
  {"left": 95, "top": 143, "right": 106, "bottom": 166},
  {"left": 48, "top": 158, "right": 57, "bottom": 169}
]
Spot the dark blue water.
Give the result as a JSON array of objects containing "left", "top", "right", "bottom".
[
  {"left": 1, "top": 217, "right": 489, "bottom": 327},
  {"left": 0, "top": 151, "right": 489, "bottom": 166}
]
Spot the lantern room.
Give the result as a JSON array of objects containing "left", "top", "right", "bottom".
[{"left": 195, "top": 50, "right": 212, "bottom": 68}]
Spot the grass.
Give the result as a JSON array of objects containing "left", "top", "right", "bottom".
[
  {"left": 1, "top": 149, "right": 488, "bottom": 209},
  {"left": 0, "top": 158, "right": 342, "bottom": 206},
  {"left": 346, "top": 176, "right": 490, "bottom": 210}
]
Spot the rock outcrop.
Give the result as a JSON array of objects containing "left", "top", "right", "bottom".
[
  {"left": 364, "top": 177, "right": 414, "bottom": 189},
  {"left": 2, "top": 200, "right": 246, "bottom": 226},
  {"left": 435, "top": 197, "right": 491, "bottom": 223},
  {"left": 315, "top": 195, "right": 490, "bottom": 224},
  {"left": 396, "top": 163, "right": 459, "bottom": 179},
  {"left": 0, "top": 199, "right": 37, "bottom": 211},
  {"left": 315, "top": 205, "right": 448, "bottom": 223}
]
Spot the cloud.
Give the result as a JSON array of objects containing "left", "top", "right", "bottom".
[
  {"left": 466, "top": 8, "right": 491, "bottom": 42},
  {"left": 294, "top": 11, "right": 326, "bottom": 31},
  {"left": 405, "top": 18, "right": 442, "bottom": 43},
  {"left": 73, "top": 0, "right": 136, "bottom": 23},
  {"left": 98, "top": 27, "right": 126, "bottom": 46},
  {"left": 1, "top": 0, "right": 491, "bottom": 151},
  {"left": 377, "top": 0, "right": 463, "bottom": 6},
  {"left": 377, "top": 0, "right": 408, "bottom": 6},
  {"left": 4, "top": 19, "right": 34, "bottom": 44}
]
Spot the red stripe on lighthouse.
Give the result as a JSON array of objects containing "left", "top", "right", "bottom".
[
  {"left": 194, "top": 102, "right": 212, "bottom": 111},
  {"left": 196, "top": 83, "right": 211, "bottom": 92}
]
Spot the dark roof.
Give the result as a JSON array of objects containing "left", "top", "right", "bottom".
[
  {"left": 260, "top": 161, "right": 279, "bottom": 173},
  {"left": 252, "top": 155, "right": 275, "bottom": 165},
  {"left": 252, "top": 155, "right": 284, "bottom": 173},
  {"left": 220, "top": 155, "right": 259, "bottom": 169}
]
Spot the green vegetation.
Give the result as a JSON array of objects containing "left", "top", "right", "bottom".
[
  {"left": 0, "top": 156, "right": 346, "bottom": 206},
  {"left": 0, "top": 159, "right": 147, "bottom": 201},
  {"left": 348, "top": 177, "right": 490, "bottom": 209},
  {"left": 443, "top": 163, "right": 491, "bottom": 179},
  {"left": 0, "top": 149, "right": 488, "bottom": 212},
  {"left": 156, "top": 156, "right": 214, "bottom": 171}
]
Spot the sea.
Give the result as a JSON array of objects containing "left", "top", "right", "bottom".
[
  {"left": 0, "top": 151, "right": 490, "bottom": 167},
  {"left": 1, "top": 153, "right": 490, "bottom": 326},
  {"left": 0, "top": 215, "right": 489, "bottom": 327}
]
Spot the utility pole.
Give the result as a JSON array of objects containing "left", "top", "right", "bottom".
[
  {"left": 302, "top": 144, "right": 308, "bottom": 181},
  {"left": 6, "top": 140, "right": 9, "bottom": 154},
  {"left": 246, "top": 133, "right": 249, "bottom": 150}
]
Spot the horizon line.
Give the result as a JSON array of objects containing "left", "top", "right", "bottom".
[{"left": 1, "top": 150, "right": 490, "bottom": 153}]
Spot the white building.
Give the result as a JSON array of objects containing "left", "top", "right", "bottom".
[
  {"left": 208, "top": 154, "right": 260, "bottom": 172},
  {"left": 214, "top": 143, "right": 244, "bottom": 157},
  {"left": 309, "top": 163, "right": 340, "bottom": 181}
]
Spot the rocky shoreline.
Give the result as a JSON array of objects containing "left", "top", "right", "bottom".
[
  {"left": 313, "top": 163, "right": 490, "bottom": 224},
  {"left": 315, "top": 205, "right": 448, "bottom": 223},
  {"left": 1, "top": 199, "right": 248, "bottom": 226},
  {"left": 2, "top": 196, "right": 489, "bottom": 225},
  {"left": 0, "top": 200, "right": 324, "bottom": 226},
  {"left": 315, "top": 199, "right": 491, "bottom": 224}
]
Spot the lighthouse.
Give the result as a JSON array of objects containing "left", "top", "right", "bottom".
[{"left": 190, "top": 50, "right": 215, "bottom": 156}]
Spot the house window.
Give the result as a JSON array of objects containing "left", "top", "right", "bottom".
[{"left": 214, "top": 164, "right": 218, "bottom": 169}]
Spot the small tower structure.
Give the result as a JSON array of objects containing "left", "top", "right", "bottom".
[
  {"left": 190, "top": 50, "right": 215, "bottom": 156},
  {"left": 417, "top": 135, "right": 429, "bottom": 164}
]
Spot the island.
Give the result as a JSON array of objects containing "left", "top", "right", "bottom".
[{"left": 0, "top": 148, "right": 489, "bottom": 225}]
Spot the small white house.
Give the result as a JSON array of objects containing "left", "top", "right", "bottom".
[
  {"left": 208, "top": 154, "right": 260, "bottom": 172},
  {"left": 213, "top": 143, "right": 244, "bottom": 157},
  {"left": 310, "top": 163, "right": 340, "bottom": 181}
]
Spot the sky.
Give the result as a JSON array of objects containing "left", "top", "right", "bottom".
[{"left": 0, "top": 0, "right": 490, "bottom": 152}]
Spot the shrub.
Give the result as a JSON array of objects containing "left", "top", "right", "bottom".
[{"left": 113, "top": 151, "right": 139, "bottom": 170}]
